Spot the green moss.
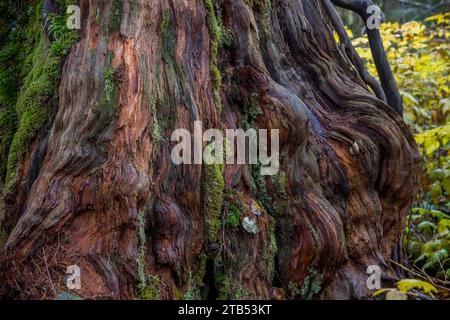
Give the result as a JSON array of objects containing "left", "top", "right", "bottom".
[
  {"left": 136, "top": 205, "right": 162, "bottom": 300},
  {"left": 95, "top": 54, "right": 118, "bottom": 118},
  {"left": 193, "top": 253, "right": 208, "bottom": 288},
  {"left": 161, "top": 9, "right": 175, "bottom": 63},
  {"left": 181, "top": 253, "right": 208, "bottom": 300},
  {"left": 103, "top": 66, "right": 115, "bottom": 106},
  {"left": 243, "top": 0, "right": 271, "bottom": 36},
  {"left": 5, "top": 39, "right": 57, "bottom": 192},
  {"left": 227, "top": 204, "right": 241, "bottom": 227},
  {"left": 0, "top": 105, "right": 17, "bottom": 189},
  {"left": 0, "top": 7, "right": 36, "bottom": 190},
  {"left": 184, "top": 272, "right": 202, "bottom": 300},
  {"left": 172, "top": 286, "right": 184, "bottom": 300},
  {"left": 261, "top": 0, "right": 272, "bottom": 37},
  {"left": 48, "top": 12, "right": 79, "bottom": 56},
  {"left": 0, "top": 41, "right": 22, "bottom": 105},
  {"left": 262, "top": 216, "right": 277, "bottom": 280},
  {"left": 289, "top": 269, "right": 323, "bottom": 300},
  {"left": 149, "top": 99, "right": 162, "bottom": 146},
  {"left": 245, "top": 92, "right": 263, "bottom": 120},
  {"left": 242, "top": 92, "right": 262, "bottom": 133},
  {"left": 110, "top": 0, "right": 122, "bottom": 32},
  {"left": 272, "top": 171, "right": 287, "bottom": 194},
  {"left": 288, "top": 281, "right": 301, "bottom": 299},
  {"left": 203, "top": 163, "right": 225, "bottom": 243},
  {"left": 217, "top": 274, "right": 251, "bottom": 300},
  {"left": 232, "top": 285, "right": 251, "bottom": 300},
  {"left": 216, "top": 274, "right": 230, "bottom": 300},
  {"left": 270, "top": 219, "right": 278, "bottom": 254},
  {"left": 300, "top": 269, "right": 323, "bottom": 299},
  {"left": 3, "top": 2, "right": 79, "bottom": 192},
  {"left": 203, "top": 0, "right": 223, "bottom": 111},
  {"left": 240, "top": 93, "right": 274, "bottom": 214},
  {"left": 161, "top": 9, "right": 170, "bottom": 36},
  {"left": 250, "top": 163, "right": 275, "bottom": 215},
  {"left": 223, "top": 188, "right": 245, "bottom": 228},
  {"left": 140, "top": 275, "right": 161, "bottom": 300},
  {"left": 151, "top": 120, "right": 162, "bottom": 143},
  {"left": 137, "top": 211, "right": 147, "bottom": 290}
]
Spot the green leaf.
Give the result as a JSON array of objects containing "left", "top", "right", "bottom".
[
  {"left": 422, "top": 239, "right": 443, "bottom": 253},
  {"left": 416, "top": 220, "right": 436, "bottom": 233},
  {"left": 437, "top": 219, "right": 450, "bottom": 235},
  {"left": 429, "top": 209, "right": 450, "bottom": 220},
  {"left": 439, "top": 98, "right": 450, "bottom": 114},
  {"left": 429, "top": 182, "right": 442, "bottom": 202},
  {"left": 423, "top": 249, "right": 449, "bottom": 270},
  {"left": 424, "top": 138, "right": 440, "bottom": 157},
  {"left": 442, "top": 176, "right": 450, "bottom": 195},
  {"left": 429, "top": 168, "right": 450, "bottom": 182},
  {"left": 401, "top": 90, "right": 418, "bottom": 105}
]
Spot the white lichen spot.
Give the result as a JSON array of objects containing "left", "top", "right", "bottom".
[{"left": 242, "top": 217, "right": 260, "bottom": 234}]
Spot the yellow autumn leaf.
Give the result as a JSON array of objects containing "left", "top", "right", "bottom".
[
  {"left": 396, "top": 279, "right": 438, "bottom": 294},
  {"left": 372, "top": 288, "right": 394, "bottom": 297}
]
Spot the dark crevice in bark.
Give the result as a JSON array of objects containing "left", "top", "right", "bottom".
[{"left": 202, "top": 259, "right": 219, "bottom": 300}]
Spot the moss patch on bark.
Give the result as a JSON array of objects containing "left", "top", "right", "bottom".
[
  {"left": 2, "top": 1, "right": 78, "bottom": 192},
  {"left": 203, "top": 163, "right": 225, "bottom": 243}
]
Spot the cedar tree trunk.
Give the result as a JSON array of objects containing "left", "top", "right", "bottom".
[{"left": 0, "top": 0, "right": 419, "bottom": 300}]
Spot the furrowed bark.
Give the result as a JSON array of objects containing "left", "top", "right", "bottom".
[
  {"left": 0, "top": 0, "right": 419, "bottom": 299},
  {"left": 331, "top": 0, "right": 404, "bottom": 115}
]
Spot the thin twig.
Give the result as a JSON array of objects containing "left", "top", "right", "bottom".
[
  {"left": 390, "top": 259, "right": 450, "bottom": 292},
  {"left": 42, "top": 247, "right": 57, "bottom": 296}
]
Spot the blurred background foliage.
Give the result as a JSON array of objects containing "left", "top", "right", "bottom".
[
  {"left": 346, "top": 4, "right": 449, "bottom": 298},
  {"left": 339, "top": 0, "right": 450, "bottom": 35}
]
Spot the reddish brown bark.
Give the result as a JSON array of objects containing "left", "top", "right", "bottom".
[{"left": 0, "top": 0, "right": 419, "bottom": 299}]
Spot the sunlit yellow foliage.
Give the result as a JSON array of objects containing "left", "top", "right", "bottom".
[
  {"left": 353, "top": 13, "right": 449, "bottom": 130},
  {"left": 352, "top": 13, "right": 450, "bottom": 286},
  {"left": 333, "top": 25, "right": 353, "bottom": 42}
]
